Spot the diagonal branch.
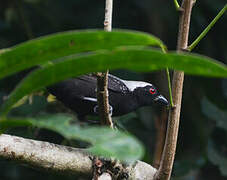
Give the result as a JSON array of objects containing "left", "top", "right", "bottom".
[{"left": 188, "top": 4, "right": 227, "bottom": 51}]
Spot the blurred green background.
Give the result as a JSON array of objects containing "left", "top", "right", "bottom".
[{"left": 0, "top": 0, "right": 227, "bottom": 179}]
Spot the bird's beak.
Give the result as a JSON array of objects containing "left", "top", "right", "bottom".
[{"left": 154, "top": 95, "right": 169, "bottom": 106}]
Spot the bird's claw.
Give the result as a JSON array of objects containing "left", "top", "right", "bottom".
[{"left": 94, "top": 105, "right": 113, "bottom": 116}]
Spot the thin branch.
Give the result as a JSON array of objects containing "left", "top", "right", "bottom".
[
  {"left": 166, "top": 68, "right": 174, "bottom": 108},
  {"left": 104, "top": 0, "right": 113, "bottom": 32},
  {"left": 188, "top": 4, "right": 227, "bottom": 51},
  {"left": 161, "top": 48, "right": 174, "bottom": 108},
  {"left": 155, "top": 0, "right": 195, "bottom": 180},
  {"left": 97, "top": 72, "right": 113, "bottom": 128},
  {"left": 0, "top": 134, "right": 157, "bottom": 179},
  {"left": 96, "top": 0, "right": 114, "bottom": 128},
  {"left": 152, "top": 111, "right": 168, "bottom": 169}
]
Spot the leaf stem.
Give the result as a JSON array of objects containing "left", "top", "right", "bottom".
[
  {"left": 174, "top": 0, "right": 181, "bottom": 10},
  {"left": 166, "top": 68, "right": 174, "bottom": 108},
  {"left": 161, "top": 47, "right": 174, "bottom": 108},
  {"left": 188, "top": 4, "right": 227, "bottom": 51}
]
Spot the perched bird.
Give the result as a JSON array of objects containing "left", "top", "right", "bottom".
[{"left": 48, "top": 74, "right": 168, "bottom": 120}]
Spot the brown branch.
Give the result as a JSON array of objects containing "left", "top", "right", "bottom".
[
  {"left": 96, "top": 0, "right": 114, "bottom": 128},
  {"left": 0, "top": 134, "right": 92, "bottom": 175},
  {"left": 0, "top": 134, "right": 157, "bottom": 179},
  {"left": 153, "top": 110, "right": 168, "bottom": 169},
  {"left": 97, "top": 72, "right": 113, "bottom": 128},
  {"left": 155, "top": 0, "right": 195, "bottom": 180}
]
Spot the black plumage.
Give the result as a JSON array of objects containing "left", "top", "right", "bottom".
[{"left": 48, "top": 74, "right": 168, "bottom": 120}]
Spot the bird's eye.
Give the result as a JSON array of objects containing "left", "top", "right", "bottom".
[{"left": 149, "top": 88, "right": 156, "bottom": 94}]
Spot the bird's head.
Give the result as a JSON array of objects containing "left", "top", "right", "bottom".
[{"left": 132, "top": 83, "right": 169, "bottom": 107}]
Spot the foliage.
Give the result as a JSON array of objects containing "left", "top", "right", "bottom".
[
  {"left": 1, "top": 114, "right": 144, "bottom": 163},
  {"left": 0, "top": 31, "right": 226, "bottom": 116}
]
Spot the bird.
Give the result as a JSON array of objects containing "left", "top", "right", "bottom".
[{"left": 47, "top": 74, "right": 168, "bottom": 121}]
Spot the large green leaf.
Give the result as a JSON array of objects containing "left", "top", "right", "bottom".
[
  {"left": 201, "top": 98, "right": 227, "bottom": 131},
  {"left": 0, "top": 47, "right": 226, "bottom": 116},
  {"left": 208, "top": 139, "right": 227, "bottom": 176},
  {"left": 0, "top": 114, "right": 144, "bottom": 163},
  {"left": 0, "top": 30, "right": 165, "bottom": 80}
]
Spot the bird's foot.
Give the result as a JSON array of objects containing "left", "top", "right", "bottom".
[{"left": 93, "top": 105, "right": 113, "bottom": 116}]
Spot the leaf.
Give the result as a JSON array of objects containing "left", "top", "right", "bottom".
[
  {"left": 0, "top": 30, "right": 165, "bottom": 80},
  {"left": 208, "top": 139, "right": 227, "bottom": 176},
  {"left": 201, "top": 98, "right": 227, "bottom": 131},
  {"left": 0, "top": 119, "right": 32, "bottom": 132},
  {"left": 1, "top": 47, "right": 227, "bottom": 116},
  {"left": 1, "top": 114, "right": 144, "bottom": 163}
]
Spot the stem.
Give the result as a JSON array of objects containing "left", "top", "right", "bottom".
[
  {"left": 160, "top": 47, "right": 174, "bottom": 108},
  {"left": 166, "top": 68, "right": 174, "bottom": 108},
  {"left": 155, "top": 0, "right": 194, "bottom": 179},
  {"left": 188, "top": 4, "right": 227, "bottom": 51},
  {"left": 174, "top": 0, "right": 180, "bottom": 10}
]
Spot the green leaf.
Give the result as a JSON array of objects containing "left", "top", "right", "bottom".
[
  {"left": 0, "top": 118, "right": 32, "bottom": 132},
  {"left": 201, "top": 98, "right": 227, "bottom": 131},
  {"left": 1, "top": 114, "right": 144, "bottom": 163},
  {"left": 208, "top": 139, "right": 227, "bottom": 176},
  {"left": 0, "top": 30, "right": 165, "bottom": 80},
  {"left": 1, "top": 47, "right": 227, "bottom": 116}
]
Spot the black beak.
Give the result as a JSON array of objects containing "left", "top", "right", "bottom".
[{"left": 154, "top": 95, "right": 169, "bottom": 106}]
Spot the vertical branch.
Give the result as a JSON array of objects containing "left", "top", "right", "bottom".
[
  {"left": 96, "top": 0, "right": 113, "bottom": 128},
  {"left": 104, "top": 0, "right": 113, "bottom": 31},
  {"left": 97, "top": 71, "right": 113, "bottom": 127},
  {"left": 155, "top": 0, "right": 195, "bottom": 180},
  {"left": 153, "top": 111, "right": 168, "bottom": 169}
]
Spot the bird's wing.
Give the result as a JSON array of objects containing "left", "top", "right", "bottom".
[
  {"left": 107, "top": 74, "right": 130, "bottom": 93},
  {"left": 48, "top": 77, "right": 96, "bottom": 100},
  {"left": 48, "top": 74, "right": 130, "bottom": 101},
  {"left": 77, "top": 74, "right": 130, "bottom": 93}
]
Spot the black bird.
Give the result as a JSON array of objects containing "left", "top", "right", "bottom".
[{"left": 48, "top": 74, "right": 168, "bottom": 120}]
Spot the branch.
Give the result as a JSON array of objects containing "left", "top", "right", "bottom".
[
  {"left": 96, "top": 0, "right": 113, "bottom": 128},
  {"left": 0, "top": 134, "right": 157, "bottom": 179},
  {"left": 155, "top": 0, "right": 195, "bottom": 179},
  {"left": 0, "top": 134, "right": 92, "bottom": 175},
  {"left": 104, "top": 0, "right": 113, "bottom": 32},
  {"left": 97, "top": 72, "right": 113, "bottom": 128},
  {"left": 188, "top": 4, "right": 227, "bottom": 51},
  {"left": 153, "top": 111, "right": 168, "bottom": 169}
]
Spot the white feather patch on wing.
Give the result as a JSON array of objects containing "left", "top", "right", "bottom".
[
  {"left": 122, "top": 80, "right": 152, "bottom": 91},
  {"left": 83, "top": 97, "right": 97, "bottom": 102}
]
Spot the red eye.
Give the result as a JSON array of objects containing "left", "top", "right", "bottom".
[{"left": 149, "top": 88, "right": 156, "bottom": 94}]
